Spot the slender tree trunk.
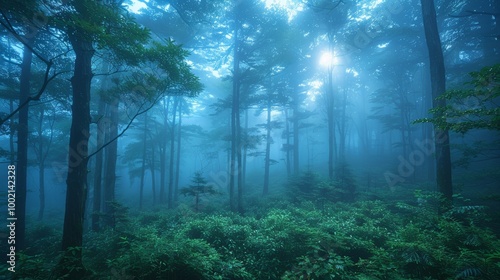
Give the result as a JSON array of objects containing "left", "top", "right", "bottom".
[
  {"left": 8, "top": 39, "right": 15, "bottom": 163},
  {"left": 159, "top": 97, "right": 170, "bottom": 204},
  {"left": 284, "top": 109, "right": 291, "bottom": 177},
  {"left": 235, "top": 72, "right": 243, "bottom": 213},
  {"left": 103, "top": 99, "right": 118, "bottom": 228},
  {"left": 9, "top": 100, "right": 15, "bottom": 162},
  {"left": 36, "top": 108, "right": 45, "bottom": 221},
  {"left": 292, "top": 94, "right": 300, "bottom": 175},
  {"left": 150, "top": 145, "right": 156, "bottom": 205},
  {"left": 59, "top": 27, "right": 94, "bottom": 278},
  {"left": 168, "top": 98, "right": 179, "bottom": 208},
  {"left": 421, "top": 0, "right": 453, "bottom": 203},
  {"left": 242, "top": 109, "right": 248, "bottom": 190},
  {"left": 139, "top": 113, "right": 148, "bottom": 210},
  {"left": 263, "top": 100, "right": 272, "bottom": 195},
  {"left": 92, "top": 98, "right": 106, "bottom": 231},
  {"left": 174, "top": 101, "right": 182, "bottom": 202},
  {"left": 338, "top": 89, "right": 348, "bottom": 162},
  {"left": 327, "top": 69, "right": 335, "bottom": 180},
  {"left": 17, "top": 41, "right": 33, "bottom": 251},
  {"left": 230, "top": 14, "right": 241, "bottom": 212}
]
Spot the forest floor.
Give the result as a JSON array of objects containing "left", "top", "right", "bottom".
[{"left": 2, "top": 182, "right": 500, "bottom": 280}]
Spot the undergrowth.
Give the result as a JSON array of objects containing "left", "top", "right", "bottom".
[{"left": 4, "top": 189, "right": 500, "bottom": 280}]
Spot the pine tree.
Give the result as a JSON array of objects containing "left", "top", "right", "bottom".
[{"left": 180, "top": 172, "right": 218, "bottom": 212}]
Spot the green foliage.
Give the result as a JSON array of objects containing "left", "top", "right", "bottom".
[
  {"left": 288, "top": 170, "right": 357, "bottom": 206},
  {"left": 12, "top": 190, "right": 500, "bottom": 279},
  {"left": 415, "top": 64, "right": 500, "bottom": 133}
]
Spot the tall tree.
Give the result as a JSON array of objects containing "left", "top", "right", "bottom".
[
  {"left": 53, "top": 1, "right": 149, "bottom": 276},
  {"left": 420, "top": 0, "right": 453, "bottom": 203},
  {"left": 16, "top": 37, "right": 33, "bottom": 252}
]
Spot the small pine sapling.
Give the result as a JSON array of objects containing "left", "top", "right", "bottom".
[{"left": 180, "top": 172, "right": 218, "bottom": 212}]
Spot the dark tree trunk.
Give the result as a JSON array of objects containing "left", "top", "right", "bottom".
[
  {"left": 92, "top": 99, "right": 106, "bottom": 231},
  {"left": 263, "top": 100, "right": 272, "bottom": 195},
  {"left": 421, "top": 0, "right": 453, "bottom": 203},
  {"left": 17, "top": 41, "right": 33, "bottom": 251},
  {"left": 59, "top": 29, "right": 94, "bottom": 278},
  {"left": 9, "top": 100, "right": 15, "bottom": 162},
  {"left": 150, "top": 144, "right": 156, "bottom": 205},
  {"left": 37, "top": 108, "right": 45, "bottom": 221},
  {"left": 103, "top": 99, "right": 118, "bottom": 228}
]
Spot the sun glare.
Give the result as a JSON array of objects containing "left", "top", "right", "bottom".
[
  {"left": 263, "top": 0, "right": 303, "bottom": 21},
  {"left": 319, "top": 52, "right": 339, "bottom": 68}
]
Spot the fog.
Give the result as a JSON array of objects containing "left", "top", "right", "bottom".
[{"left": 0, "top": 0, "right": 499, "bottom": 278}]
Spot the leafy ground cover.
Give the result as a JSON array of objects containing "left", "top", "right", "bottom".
[{"left": 5, "top": 187, "right": 500, "bottom": 280}]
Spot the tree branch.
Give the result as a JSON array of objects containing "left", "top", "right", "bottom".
[
  {"left": 0, "top": 66, "right": 67, "bottom": 126},
  {"left": 449, "top": 10, "right": 500, "bottom": 18},
  {"left": 0, "top": 10, "right": 51, "bottom": 65},
  {"left": 86, "top": 92, "right": 164, "bottom": 159}
]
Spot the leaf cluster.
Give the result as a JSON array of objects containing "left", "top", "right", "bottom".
[{"left": 415, "top": 64, "right": 500, "bottom": 133}]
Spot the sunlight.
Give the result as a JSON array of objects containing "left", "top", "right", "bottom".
[
  {"left": 319, "top": 52, "right": 339, "bottom": 68},
  {"left": 306, "top": 80, "right": 323, "bottom": 102},
  {"left": 263, "top": 0, "right": 303, "bottom": 21},
  {"left": 126, "top": 0, "right": 147, "bottom": 14}
]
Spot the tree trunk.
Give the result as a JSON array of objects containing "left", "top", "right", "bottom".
[
  {"left": 9, "top": 100, "right": 15, "bottom": 162},
  {"left": 59, "top": 29, "right": 94, "bottom": 278},
  {"left": 103, "top": 99, "right": 118, "bottom": 228},
  {"left": 284, "top": 109, "right": 291, "bottom": 177},
  {"left": 92, "top": 98, "right": 106, "bottom": 231},
  {"left": 17, "top": 41, "right": 33, "bottom": 251},
  {"left": 230, "top": 14, "right": 241, "bottom": 212},
  {"left": 159, "top": 97, "right": 170, "bottom": 204},
  {"left": 292, "top": 94, "right": 300, "bottom": 175},
  {"left": 242, "top": 109, "right": 248, "bottom": 190},
  {"left": 168, "top": 97, "right": 179, "bottom": 208},
  {"left": 174, "top": 100, "right": 182, "bottom": 202},
  {"left": 139, "top": 113, "right": 148, "bottom": 210},
  {"left": 263, "top": 99, "right": 272, "bottom": 195},
  {"left": 37, "top": 108, "right": 45, "bottom": 221},
  {"left": 338, "top": 89, "right": 348, "bottom": 162},
  {"left": 327, "top": 69, "right": 335, "bottom": 180},
  {"left": 421, "top": 0, "right": 453, "bottom": 203},
  {"left": 150, "top": 144, "right": 156, "bottom": 205}
]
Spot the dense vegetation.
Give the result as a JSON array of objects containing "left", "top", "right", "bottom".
[
  {"left": 0, "top": 0, "right": 499, "bottom": 279},
  {"left": 6, "top": 173, "right": 500, "bottom": 279}
]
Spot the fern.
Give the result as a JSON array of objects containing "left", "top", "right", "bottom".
[{"left": 455, "top": 267, "right": 482, "bottom": 279}]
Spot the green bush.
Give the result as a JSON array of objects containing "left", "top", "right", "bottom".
[{"left": 11, "top": 189, "right": 500, "bottom": 280}]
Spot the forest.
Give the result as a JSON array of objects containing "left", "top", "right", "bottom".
[{"left": 0, "top": 0, "right": 499, "bottom": 279}]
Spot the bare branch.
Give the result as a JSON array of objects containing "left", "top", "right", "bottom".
[
  {"left": 0, "top": 10, "right": 51, "bottom": 65},
  {"left": 86, "top": 92, "right": 164, "bottom": 159},
  {"left": 449, "top": 10, "right": 500, "bottom": 18}
]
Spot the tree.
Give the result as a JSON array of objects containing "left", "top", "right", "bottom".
[
  {"left": 180, "top": 172, "right": 218, "bottom": 212},
  {"left": 419, "top": 64, "right": 500, "bottom": 133},
  {"left": 52, "top": 1, "right": 149, "bottom": 277},
  {"left": 416, "top": 64, "right": 500, "bottom": 168},
  {"left": 420, "top": 0, "right": 453, "bottom": 204}
]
